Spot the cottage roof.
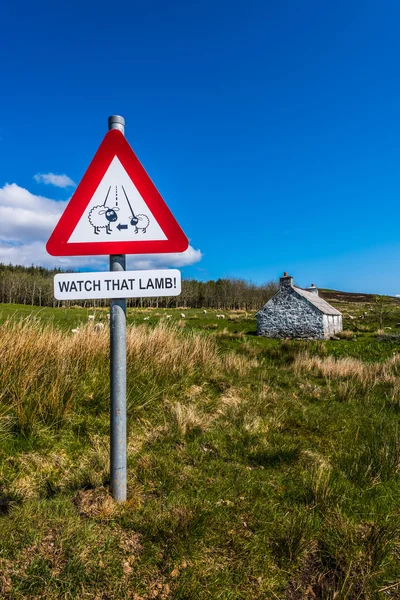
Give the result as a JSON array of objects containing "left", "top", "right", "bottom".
[{"left": 293, "top": 286, "right": 341, "bottom": 316}]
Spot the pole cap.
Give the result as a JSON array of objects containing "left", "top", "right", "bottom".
[{"left": 108, "top": 115, "right": 125, "bottom": 132}]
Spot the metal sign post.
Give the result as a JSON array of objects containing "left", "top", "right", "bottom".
[
  {"left": 47, "top": 114, "right": 189, "bottom": 504},
  {"left": 108, "top": 115, "right": 127, "bottom": 502}
]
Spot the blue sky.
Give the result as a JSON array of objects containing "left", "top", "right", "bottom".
[{"left": 1, "top": 0, "right": 400, "bottom": 293}]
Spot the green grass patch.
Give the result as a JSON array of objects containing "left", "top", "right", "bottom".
[{"left": 0, "top": 305, "right": 399, "bottom": 598}]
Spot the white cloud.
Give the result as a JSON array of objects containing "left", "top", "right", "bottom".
[
  {"left": 34, "top": 172, "right": 76, "bottom": 188},
  {"left": 126, "top": 245, "right": 202, "bottom": 270},
  {"left": 0, "top": 240, "right": 106, "bottom": 270},
  {"left": 0, "top": 184, "right": 64, "bottom": 244},
  {"left": 0, "top": 183, "right": 202, "bottom": 271}
]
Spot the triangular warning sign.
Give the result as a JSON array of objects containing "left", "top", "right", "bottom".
[{"left": 46, "top": 130, "right": 189, "bottom": 256}]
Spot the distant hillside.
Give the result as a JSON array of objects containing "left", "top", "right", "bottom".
[{"left": 319, "top": 288, "right": 400, "bottom": 304}]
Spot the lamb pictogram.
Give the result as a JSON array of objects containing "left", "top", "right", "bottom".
[
  {"left": 121, "top": 186, "right": 150, "bottom": 233},
  {"left": 88, "top": 186, "right": 120, "bottom": 234}
]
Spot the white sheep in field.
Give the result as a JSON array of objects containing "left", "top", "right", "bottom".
[
  {"left": 88, "top": 315, "right": 95, "bottom": 321},
  {"left": 94, "top": 322, "right": 105, "bottom": 332},
  {"left": 203, "top": 309, "right": 207, "bottom": 314},
  {"left": 71, "top": 327, "right": 80, "bottom": 334},
  {"left": 143, "top": 316, "right": 150, "bottom": 321},
  {"left": 216, "top": 314, "right": 225, "bottom": 319},
  {"left": 180, "top": 313, "right": 186, "bottom": 318},
  {"left": 166, "top": 315, "right": 172, "bottom": 319}
]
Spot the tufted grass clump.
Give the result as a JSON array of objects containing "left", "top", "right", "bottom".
[{"left": 0, "top": 319, "right": 252, "bottom": 436}]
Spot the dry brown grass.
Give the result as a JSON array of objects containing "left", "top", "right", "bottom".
[
  {"left": 294, "top": 354, "right": 369, "bottom": 379},
  {"left": 168, "top": 402, "right": 212, "bottom": 436},
  {"left": 212, "top": 327, "right": 245, "bottom": 339},
  {"left": 218, "top": 388, "right": 243, "bottom": 411},
  {"left": 293, "top": 352, "right": 400, "bottom": 395},
  {"left": 0, "top": 318, "right": 255, "bottom": 436},
  {"left": 228, "top": 313, "right": 246, "bottom": 322},
  {"left": 336, "top": 330, "right": 354, "bottom": 340},
  {"left": 73, "top": 487, "right": 117, "bottom": 520},
  {"left": 3, "top": 433, "right": 109, "bottom": 501},
  {"left": 125, "top": 322, "right": 221, "bottom": 377},
  {"left": 0, "top": 319, "right": 89, "bottom": 431}
]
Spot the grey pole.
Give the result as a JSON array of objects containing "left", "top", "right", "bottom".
[{"left": 109, "top": 115, "right": 127, "bottom": 502}]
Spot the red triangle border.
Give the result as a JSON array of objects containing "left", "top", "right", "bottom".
[{"left": 46, "top": 130, "right": 189, "bottom": 256}]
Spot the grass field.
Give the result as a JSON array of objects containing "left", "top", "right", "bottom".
[{"left": 0, "top": 296, "right": 400, "bottom": 599}]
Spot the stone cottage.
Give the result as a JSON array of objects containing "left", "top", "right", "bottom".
[{"left": 256, "top": 273, "right": 342, "bottom": 339}]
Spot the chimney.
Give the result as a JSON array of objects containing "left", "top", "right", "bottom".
[
  {"left": 306, "top": 283, "right": 319, "bottom": 295},
  {"left": 280, "top": 272, "right": 293, "bottom": 289}
]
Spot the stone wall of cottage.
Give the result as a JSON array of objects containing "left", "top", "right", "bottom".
[{"left": 256, "top": 287, "right": 325, "bottom": 339}]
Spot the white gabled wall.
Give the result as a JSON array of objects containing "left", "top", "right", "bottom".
[{"left": 323, "top": 314, "right": 343, "bottom": 338}]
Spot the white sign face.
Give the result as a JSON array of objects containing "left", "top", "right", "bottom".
[
  {"left": 54, "top": 269, "right": 181, "bottom": 300},
  {"left": 68, "top": 157, "right": 168, "bottom": 244}
]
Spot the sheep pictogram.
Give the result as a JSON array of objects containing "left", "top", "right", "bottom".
[
  {"left": 122, "top": 185, "right": 150, "bottom": 234},
  {"left": 88, "top": 205, "right": 120, "bottom": 234},
  {"left": 130, "top": 213, "right": 150, "bottom": 234},
  {"left": 88, "top": 186, "right": 119, "bottom": 234}
]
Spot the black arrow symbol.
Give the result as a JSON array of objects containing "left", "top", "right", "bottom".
[{"left": 117, "top": 223, "right": 128, "bottom": 231}]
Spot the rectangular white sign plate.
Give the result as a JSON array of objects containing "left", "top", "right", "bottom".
[{"left": 54, "top": 269, "right": 181, "bottom": 300}]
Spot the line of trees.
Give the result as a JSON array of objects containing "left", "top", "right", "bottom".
[{"left": 0, "top": 263, "right": 277, "bottom": 310}]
